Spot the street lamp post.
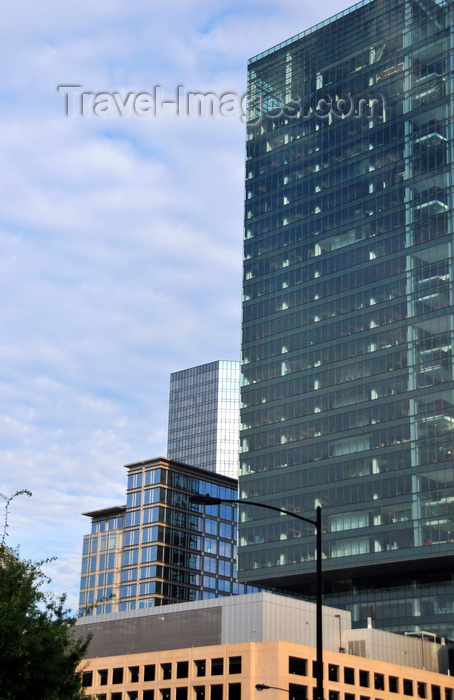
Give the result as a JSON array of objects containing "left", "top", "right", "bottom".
[{"left": 189, "top": 494, "right": 324, "bottom": 700}]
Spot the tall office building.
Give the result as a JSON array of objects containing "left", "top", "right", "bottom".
[
  {"left": 167, "top": 361, "right": 240, "bottom": 478},
  {"left": 79, "top": 457, "right": 256, "bottom": 615},
  {"left": 239, "top": 0, "right": 454, "bottom": 636}
]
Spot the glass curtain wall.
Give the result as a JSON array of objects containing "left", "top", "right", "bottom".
[
  {"left": 168, "top": 361, "right": 240, "bottom": 479},
  {"left": 239, "top": 0, "right": 454, "bottom": 634}
]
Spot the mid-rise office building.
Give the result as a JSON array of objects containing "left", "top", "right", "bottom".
[
  {"left": 75, "top": 593, "right": 452, "bottom": 698},
  {"left": 79, "top": 457, "right": 256, "bottom": 616},
  {"left": 167, "top": 361, "right": 240, "bottom": 478},
  {"left": 239, "top": 0, "right": 454, "bottom": 636}
]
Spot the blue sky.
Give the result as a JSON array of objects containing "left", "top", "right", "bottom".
[{"left": 1, "top": 0, "right": 357, "bottom": 610}]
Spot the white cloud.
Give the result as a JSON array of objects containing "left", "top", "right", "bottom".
[{"left": 0, "top": 0, "right": 355, "bottom": 610}]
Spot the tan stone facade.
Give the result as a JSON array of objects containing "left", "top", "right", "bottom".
[{"left": 79, "top": 639, "right": 454, "bottom": 700}]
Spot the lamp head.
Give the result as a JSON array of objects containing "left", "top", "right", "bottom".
[{"left": 189, "top": 494, "right": 222, "bottom": 505}]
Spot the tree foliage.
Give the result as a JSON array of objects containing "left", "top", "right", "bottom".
[{"left": 0, "top": 492, "right": 90, "bottom": 700}]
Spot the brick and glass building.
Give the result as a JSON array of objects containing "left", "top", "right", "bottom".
[
  {"left": 79, "top": 457, "right": 256, "bottom": 615},
  {"left": 239, "top": 0, "right": 454, "bottom": 636}
]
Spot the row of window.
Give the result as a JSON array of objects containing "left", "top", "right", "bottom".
[
  {"left": 242, "top": 389, "right": 454, "bottom": 435},
  {"left": 289, "top": 658, "right": 452, "bottom": 700},
  {"left": 242, "top": 410, "right": 454, "bottom": 453},
  {"left": 243, "top": 194, "right": 446, "bottom": 275},
  {"left": 244, "top": 268, "right": 451, "bottom": 328},
  {"left": 241, "top": 320, "right": 442, "bottom": 376},
  {"left": 81, "top": 552, "right": 116, "bottom": 573},
  {"left": 119, "top": 559, "right": 234, "bottom": 585},
  {"left": 83, "top": 654, "right": 451, "bottom": 699},
  {"left": 241, "top": 423, "right": 451, "bottom": 462},
  {"left": 245, "top": 215, "right": 447, "bottom": 292},
  {"left": 83, "top": 658, "right": 242, "bottom": 688},
  {"left": 82, "top": 689, "right": 453, "bottom": 700},
  {"left": 246, "top": 131, "right": 446, "bottom": 203},
  {"left": 81, "top": 572, "right": 115, "bottom": 589},
  {"left": 240, "top": 474, "right": 444, "bottom": 517},
  {"left": 244, "top": 214, "right": 404, "bottom": 291},
  {"left": 119, "top": 574, "right": 237, "bottom": 599},
  {"left": 240, "top": 436, "right": 453, "bottom": 479},
  {"left": 82, "top": 681, "right": 453, "bottom": 700},
  {"left": 83, "top": 533, "right": 119, "bottom": 554},
  {"left": 325, "top": 693, "right": 452, "bottom": 700},
  {"left": 247, "top": 80, "right": 446, "bottom": 156},
  {"left": 327, "top": 665, "right": 447, "bottom": 698},
  {"left": 127, "top": 486, "right": 236, "bottom": 513},
  {"left": 91, "top": 515, "right": 124, "bottom": 534},
  {"left": 83, "top": 683, "right": 241, "bottom": 700},
  {"left": 243, "top": 177, "right": 443, "bottom": 243},
  {"left": 125, "top": 503, "right": 234, "bottom": 529},
  {"left": 122, "top": 540, "right": 234, "bottom": 568},
  {"left": 243, "top": 298, "right": 447, "bottom": 355},
  {"left": 124, "top": 520, "right": 234, "bottom": 544},
  {"left": 127, "top": 469, "right": 237, "bottom": 498}
]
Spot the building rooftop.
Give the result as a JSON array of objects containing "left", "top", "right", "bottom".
[
  {"left": 75, "top": 592, "right": 449, "bottom": 674},
  {"left": 248, "top": 0, "right": 448, "bottom": 65},
  {"left": 82, "top": 505, "right": 126, "bottom": 519},
  {"left": 122, "top": 455, "right": 238, "bottom": 485}
]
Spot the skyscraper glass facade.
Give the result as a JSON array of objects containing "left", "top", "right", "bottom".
[
  {"left": 239, "top": 0, "right": 454, "bottom": 636},
  {"left": 168, "top": 361, "right": 240, "bottom": 478}
]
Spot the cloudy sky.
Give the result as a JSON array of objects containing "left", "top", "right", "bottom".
[{"left": 1, "top": 0, "right": 356, "bottom": 610}]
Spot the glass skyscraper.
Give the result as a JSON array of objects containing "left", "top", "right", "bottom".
[
  {"left": 239, "top": 0, "right": 454, "bottom": 636},
  {"left": 167, "top": 361, "right": 240, "bottom": 478}
]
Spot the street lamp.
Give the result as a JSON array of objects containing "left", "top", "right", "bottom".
[
  {"left": 256, "top": 685, "right": 289, "bottom": 693},
  {"left": 189, "top": 494, "right": 323, "bottom": 700}
]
